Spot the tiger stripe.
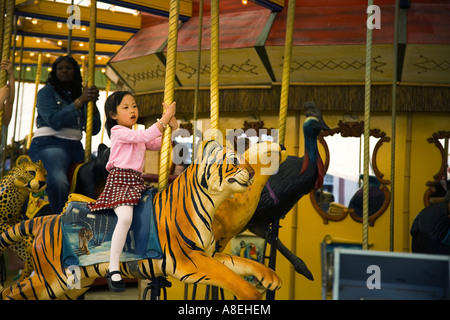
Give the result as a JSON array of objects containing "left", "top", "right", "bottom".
[{"left": 1, "top": 141, "right": 281, "bottom": 300}]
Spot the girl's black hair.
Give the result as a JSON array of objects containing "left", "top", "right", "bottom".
[
  {"left": 47, "top": 55, "right": 83, "bottom": 102},
  {"left": 104, "top": 90, "right": 134, "bottom": 138}
]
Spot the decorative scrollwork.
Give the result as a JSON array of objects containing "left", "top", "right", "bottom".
[
  {"left": 123, "top": 65, "right": 165, "bottom": 86},
  {"left": 178, "top": 59, "right": 259, "bottom": 79},
  {"left": 311, "top": 121, "right": 391, "bottom": 226},
  {"left": 424, "top": 130, "right": 450, "bottom": 207},
  {"left": 413, "top": 55, "right": 450, "bottom": 75},
  {"left": 290, "top": 55, "right": 386, "bottom": 74}
]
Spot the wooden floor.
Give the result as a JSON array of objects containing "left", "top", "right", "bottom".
[{"left": 84, "top": 282, "right": 140, "bottom": 300}]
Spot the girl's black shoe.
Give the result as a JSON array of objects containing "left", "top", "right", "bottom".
[{"left": 105, "top": 270, "right": 126, "bottom": 292}]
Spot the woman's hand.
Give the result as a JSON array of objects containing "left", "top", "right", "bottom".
[
  {"left": 80, "top": 85, "right": 100, "bottom": 103},
  {"left": 0, "top": 60, "right": 13, "bottom": 74},
  {"left": 76, "top": 85, "right": 99, "bottom": 109}
]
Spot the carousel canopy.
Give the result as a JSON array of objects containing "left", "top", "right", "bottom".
[
  {"left": 9, "top": 0, "right": 450, "bottom": 112},
  {"left": 105, "top": 0, "right": 450, "bottom": 115},
  {"left": 11, "top": 0, "right": 194, "bottom": 82}
]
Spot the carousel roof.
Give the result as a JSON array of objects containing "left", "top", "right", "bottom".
[
  {"left": 10, "top": 0, "right": 450, "bottom": 112},
  {"left": 107, "top": 0, "right": 450, "bottom": 94}
]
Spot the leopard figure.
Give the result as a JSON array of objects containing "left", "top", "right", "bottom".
[{"left": 0, "top": 155, "right": 47, "bottom": 281}]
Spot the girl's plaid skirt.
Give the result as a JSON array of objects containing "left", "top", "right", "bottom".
[{"left": 87, "top": 167, "right": 149, "bottom": 211}]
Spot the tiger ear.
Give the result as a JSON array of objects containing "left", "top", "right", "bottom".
[{"left": 16, "top": 155, "right": 32, "bottom": 166}]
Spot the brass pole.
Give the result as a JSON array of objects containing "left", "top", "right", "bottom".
[
  {"left": 158, "top": 0, "right": 179, "bottom": 191},
  {"left": 85, "top": 0, "right": 97, "bottom": 162}
]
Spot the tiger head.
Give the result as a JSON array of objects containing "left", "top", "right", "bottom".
[
  {"left": 12, "top": 155, "right": 47, "bottom": 194},
  {"left": 197, "top": 140, "right": 255, "bottom": 197}
]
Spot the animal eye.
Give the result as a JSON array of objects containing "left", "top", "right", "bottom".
[{"left": 27, "top": 170, "right": 36, "bottom": 177}]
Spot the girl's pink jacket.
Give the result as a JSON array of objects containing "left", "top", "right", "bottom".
[{"left": 106, "top": 124, "right": 162, "bottom": 173}]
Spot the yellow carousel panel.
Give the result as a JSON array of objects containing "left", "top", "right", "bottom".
[
  {"left": 265, "top": 44, "right": 394, "bottom": 83},
  {"left": 175, "top": 47, "right": 272, "bottom": 87},
  {"left": 109, "top": 54, "right": 166, "bottom": 93},
  {"left": 402, "top": 44, "right": 450, "bottom": 84}
]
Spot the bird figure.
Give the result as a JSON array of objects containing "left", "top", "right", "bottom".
[
  {"left": 246, "top": 101, "right": 330, "bottom": 281},
  {"left": 249, "top": 243, "right": 258, "bottom": 261},
  {"left": 239, "top": 240, "right": 247, "bottom": 258}
]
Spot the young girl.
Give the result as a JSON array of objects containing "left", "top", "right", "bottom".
[{"left": 87, "top": 91, "right": 177, "bottom": 292}]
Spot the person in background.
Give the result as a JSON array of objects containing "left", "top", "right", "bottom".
[{"left": 28, "top": 55, "right": 101, "bottom": 214}]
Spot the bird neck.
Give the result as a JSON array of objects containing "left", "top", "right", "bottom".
[
  {"left": 304, "top": 134, "right": 319, "bottom": 163},
  {"left": 300, "top": 132, "right": 325, "bottom": 190}
]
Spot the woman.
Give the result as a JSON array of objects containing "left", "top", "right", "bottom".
[{"left": 28, "top": 55, "right": 101, "bottom": 215}]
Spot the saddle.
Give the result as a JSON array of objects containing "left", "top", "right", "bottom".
[{"left": 60, "top": 188, "right": 163, "bottom": 267}]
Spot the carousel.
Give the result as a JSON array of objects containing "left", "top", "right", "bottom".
[{"left": 0, "top": 0, "right": 449, "bottom": 301}]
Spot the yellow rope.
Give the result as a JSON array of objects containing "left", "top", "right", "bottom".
[
  {"left": 278, "top": 0, "right": 295, "bottom": 145},
  {"left": 192, "top": 0, "right": 203, "bottom": 161},
  {"left": 277, "top": 0, "right": 296, "bottom": 299},
  {"left": 0, "top": 0, "right": 4, "bottom": 59},
  {"left": 390, "top": 0, "right": 399, "bottom": 251},
  {"left": 0, "top": 0, "right": 13, "bottom": 139},
  {"left": 26, "top": 53, "right": 42, "bottom": 150},
  {"left": 209, "top": 0, "right": 219, "bottom": 140},
  {"left": 85, "top": 0, "right": 97, "bottom": 162},
  {"left": 158, "top": 0, "right": 179, "bottom": 191},
  {"left": 363, "top": 0, "right": 374, "bottom": 250}
]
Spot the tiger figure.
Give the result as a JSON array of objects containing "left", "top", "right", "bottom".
[
  {"left": 0, "top": 155, "right": 47, "bottom": 281},
  {"left": 0, "top": 140, "right": 282, "bottom": 300}
]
